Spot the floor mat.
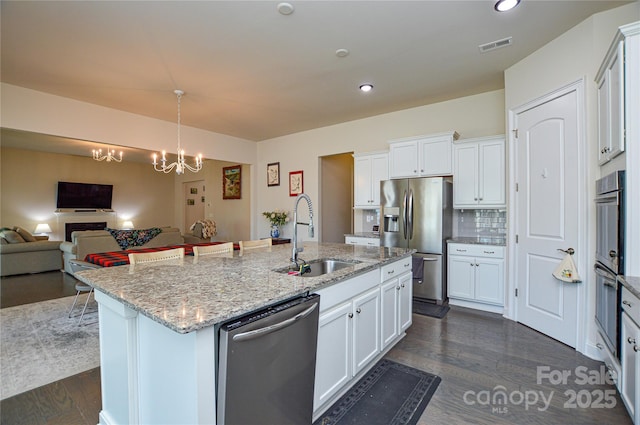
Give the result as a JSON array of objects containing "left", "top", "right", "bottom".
[
  {"left": 314, "top": 358, "right": 441, "bottom": 425},
  {"left": 412, "top": 299, "right": 450, "bottom": 318}
]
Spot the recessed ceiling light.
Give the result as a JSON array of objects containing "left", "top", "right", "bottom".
[
  {"left": 277, "top": 2, "right": 294, "bottom": 15},
  {"left": 494, "top": 0, "right": 520, "bottom": 12},
  {"left": 359, "top": 84, "right": 373, "bottom": 93}
]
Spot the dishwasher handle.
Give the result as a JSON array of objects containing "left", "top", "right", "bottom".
[{"left": 232, "top": 302, "right": 318, "bottom": 342}]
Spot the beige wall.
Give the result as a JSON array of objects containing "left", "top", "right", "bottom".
[
  {"left": 174, "top": 160, "right": 251, "bottom": 243},
  {"left": 0, "top": 148, "right": 174, "bottom": 240},
  {"left": 256, "top": 89, "right": 506, "bottom": 238}
]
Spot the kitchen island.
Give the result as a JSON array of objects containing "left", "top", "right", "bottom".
[{"left": 75, "top": 242, "right": 413, "bottom": 425}]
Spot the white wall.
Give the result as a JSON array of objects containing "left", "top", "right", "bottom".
[
  {"left": 504, "top": 2, "right": 639, "bottom": 356},
  {"left": 256, "top": 89, "right": 506, "bottom": 239}
]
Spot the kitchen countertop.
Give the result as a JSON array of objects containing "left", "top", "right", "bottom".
[
  {"left": 344, "top": 232, "right": 380, "bottom": 239},
  {"left": 75, "top": 242, "right": 412, "bottom": 334},
  {"left": 619, "top": 275, "right": 640, "bottom": 299},
  {"left": 448, "top": 236, "right": 507, "bottom": 246}
]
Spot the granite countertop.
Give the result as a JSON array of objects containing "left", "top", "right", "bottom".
[
  {"left": 448, "top": 236, "right": 507, "bottom": 246},
  {"left": 75, "top": 242, "right": 412, "bottom": 335},
  {"left": 619, "top": 275, "right": 640, "bottom": 299},
  {"left": 344, "top": 232, "right": 380, "bottom": 239}
]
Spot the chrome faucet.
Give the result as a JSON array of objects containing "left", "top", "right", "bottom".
[{"left": 291, "top": 193, "right": 314, "bottom": 268}]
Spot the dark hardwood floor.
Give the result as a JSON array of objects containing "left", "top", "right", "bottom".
[{"left": 1, "top": 271, "right": 632, "bottom": 424}]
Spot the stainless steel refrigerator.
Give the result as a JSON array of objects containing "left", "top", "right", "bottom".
[{"left": 380, "top": 177, "right": 452, "bottom": 304}]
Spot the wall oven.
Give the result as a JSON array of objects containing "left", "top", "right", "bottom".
[{"left": 594, "top": 170, "right": 625, "bottom": 359}]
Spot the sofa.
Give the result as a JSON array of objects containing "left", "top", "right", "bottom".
[
  {"left": 0, "top": 227, "right": 63, "bottom": 276},
  {"left": 60, "top": 227, "right": 183, "bottom": 274}
]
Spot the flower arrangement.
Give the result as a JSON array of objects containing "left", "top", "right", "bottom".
[{"left": 262, "top": 209, "right": 290, "bottom": 227}]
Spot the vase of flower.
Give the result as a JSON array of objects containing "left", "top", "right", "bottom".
[
  {"left": 270, "top": 225, "right": 280, "bottom": 238},
  {"left": 262, "top": 209, "right": 289, "bottom": 239}
]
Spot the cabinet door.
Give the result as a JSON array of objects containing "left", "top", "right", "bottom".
[
  {"left": 398, "top": 271, "right": 413, "bottom": 332},
  {"left": 419, "top": 137, "right": 452, "bottom": 176},
  {"left": 389, "top": 141, "right": 418, "bottom": 178},
  {"left": 478, "top": 140, "right": 505, "bottom": 207},
  {"left": 354, "top": 156, "right": 373, "bottom": 207},
  {"left": 448, "top": 255, "right": 476, "bottom": 300},
  {"left": 352, "top": 288, "right": 380, "bottom": 375},
  {"left": 453, "top": 144, "right": 478, "bottom": 207},
  {"left": 474, "top": 258, "right": 504, "bottom": 305},
  {"left": 370, "top": 154, "right": 389, "bottom": 206},
  {"left": 597, "top": 74, "right": 611, "bottom": 165},
  {"left": 620, "top": 312, "right": 638, "bottom": 418},
  {"left": 608, "top": 40, "right": 625, "bottom": 160},
  {"left": 314, "top": 302, "right": 352, "bottom": 410},
  {"left": 380, "top": 280, "right": 399, "bottom": 350}
]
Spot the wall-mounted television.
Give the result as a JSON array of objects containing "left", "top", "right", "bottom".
[{"left": 56, "top": 181, "right": 113, "bottom": 210}]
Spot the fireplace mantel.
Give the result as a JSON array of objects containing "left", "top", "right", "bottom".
[{"left": 54, "top": 210, "right": 117, "bottom": 241}]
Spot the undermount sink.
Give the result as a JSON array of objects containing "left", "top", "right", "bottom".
[{"left": 275, "top": 258, "right": 361, "bottom": 277}]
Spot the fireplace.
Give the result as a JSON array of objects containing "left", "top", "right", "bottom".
[{"left": 65, "top": 222, "right": 107, "bottom": 242}]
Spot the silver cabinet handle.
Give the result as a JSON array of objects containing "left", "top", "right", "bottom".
[
  {"left": 396, "top": 286, "right": 400, "bottom": 290},
  {"left": 456, "top": 249, "right": 467, "bottom": 252},
  {"left": 628, "top": 337, "right": 637, "bottom": 344},
  {"left": 634, "top": 346, "right": 639, "bottom": 353},
  {"left": 401, "top": 283, "right": 405, "bottom": 288},
  {"left": 475, "top": 263, "right": 479, "bottom": 267},
  {"left": 596, "top": 343, "right": 604, "bottom": 350},
  {"left": 470, "top": 263, "right": 474, "bottom": 266},
  {"left": 423, "top": 258, "right": 438, "bottom": 262},
  {"left": 484, "top": 251, "right": 495, "bottom": 254},
  {"left": 623, "top": 300, "right": 633, "bottom": 307},
  {"left": 356, "top": 308, "right": 361, "bottom": 314},
  {"left": 348, "top": 312, "right": 353, "bottom": 318}
]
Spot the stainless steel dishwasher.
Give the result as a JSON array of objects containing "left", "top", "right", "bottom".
[{"left": 217, "top": 293, "right": 320, "bottom": 425}]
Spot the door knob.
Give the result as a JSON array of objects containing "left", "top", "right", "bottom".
[{"left": 557, "top": 248, "right": 575, "bottom": 255}]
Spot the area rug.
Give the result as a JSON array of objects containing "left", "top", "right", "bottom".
[
  {"left": 0, "top": 295, "right": 100, "bottom": 400},
  {"left": 314, "top": 359, "right": 441, "bottom": 425},
  {"left": 412, "top": 299, "right": 450, "bottom": 319}
]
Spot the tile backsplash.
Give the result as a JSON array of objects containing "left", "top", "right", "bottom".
[{"left": 455, "top": 209, "right": 506, "bottom": 238}]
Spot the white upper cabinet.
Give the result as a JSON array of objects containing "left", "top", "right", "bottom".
[
  {"left": 354, "top": 152, "right": 388, "bottom": 208},
  {"left": 596, "top": 22, "right": 639, "bottom": 165},
  {"left": 453, "top": 135, "right": 505, "bottom": 208},
  {"left": 388, "top": 131, "right": 459, "bottom": 178}
]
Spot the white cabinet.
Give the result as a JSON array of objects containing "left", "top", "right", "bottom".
[
  {"left": 620, "top": 286, "right": 640, "bottom": 424},
  {"left": 388, "top": 131, "right": 459, "bottom": 178},
  {"left": 380, "top": 259, "right": 412, "bottom": 351},
  {"left": 453, "top": 135, "right": 505, "bottom": 208},
  {"left": 448, "top": 243, "right": 505, "bottom": 313},
  {"left": 345, "top": 236, "right": 380, "bottom": 247},
  {"left": 596, "top": 39, "right": 625, "bottom": 164},
  {"left": 354, "top": 152, "right": 388, "bottom": 208},
  {"left": 313, "top": 269, "right": 382, "bottom": 412}
]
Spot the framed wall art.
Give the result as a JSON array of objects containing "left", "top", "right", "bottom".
[
  {"left": 289, "top": 170, "right": 303, "bottom": 196},
  {"left": 267, "top": 162, "right": 280, "bottom": 187},
  {"left": 222, "top": 165, "right": 242, "bottom": 199}
]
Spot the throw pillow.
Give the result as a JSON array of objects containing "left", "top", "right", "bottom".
[
  {"left": 14, "top": 226, "right": 37, "bottom": 242},
  {"left": 0, "top": 229, "right": 25, "bottom": 243}
]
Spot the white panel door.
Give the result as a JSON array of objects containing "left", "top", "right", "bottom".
[{"left": 515, "top": 88, "right": 580, "bottom": 347}]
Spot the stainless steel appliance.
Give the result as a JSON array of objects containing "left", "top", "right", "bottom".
[
  {"left": 594, "top": 170, "right": 625, "bottom": 359},
  {"left": 380, "top": 177, "right": 453, "bottom": 304},
  {"left": 217, "top": 293, "right": 320, "bottom": 425}
]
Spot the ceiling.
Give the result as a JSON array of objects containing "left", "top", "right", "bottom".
[{"left": 1, "top": 0, "right": 631, "bottom": 144}]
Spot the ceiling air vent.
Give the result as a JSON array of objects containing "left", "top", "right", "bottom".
[{"left": 479, "top": 36, "right": 513, "bottom": 53}]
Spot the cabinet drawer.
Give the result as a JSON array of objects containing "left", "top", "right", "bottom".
[
  {"left": 448, "top": 243, "right": 504, "bottom": 259},
  {"left": 621, "top": 287, "right": 640, "bottom": 327},
  {"left": 315, "top": 269, "right": 379, "bottom": 313},
  {"left": 380, "top": 257, "right": 412, "bottom": 282},
  {"left": 345, "top": 236, "right": 380, "bottom": 247},
  {"left": 596, "top": 330, "right": 621, "bottom": 388}
]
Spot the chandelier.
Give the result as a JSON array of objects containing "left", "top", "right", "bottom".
[
  {"left": 92, "top": 147, "right": 122, "bottom": 162},
  {"left": 153, "top": 89, "right": 203, "bottom": 175}
]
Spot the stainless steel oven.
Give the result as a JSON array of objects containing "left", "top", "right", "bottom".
[
  {"left": 595, "top": 170, "right": 625, "bottom": 274},
  {"left": 594, "top": 170, "right": 625, "bottom": 359}
]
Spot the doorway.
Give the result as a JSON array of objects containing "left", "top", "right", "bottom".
[
  {"left": 183, "top": 180, "right": 205, "bottom": 232},
  {"left": 510, "top": 80, "right": 586, "bottom": 349},
  {"left": 319, "top": 153, "right": 353, "bottom": 243}
]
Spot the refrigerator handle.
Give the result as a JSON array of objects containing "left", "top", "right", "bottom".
[
  {"left": 402, "top": 190, "right": 408, "bottom": 239},
  {"left": 408, "top": 188, "right": 414, "bottom": 240}
]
